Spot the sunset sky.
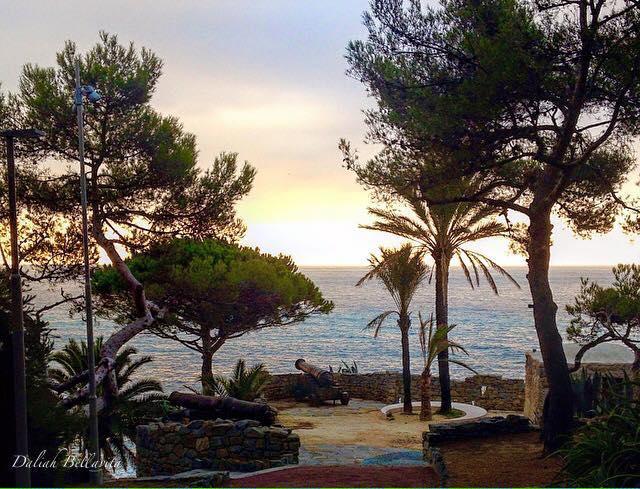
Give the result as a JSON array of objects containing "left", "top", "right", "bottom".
[{"left": 1, "top": 1, "right": 638, "bottom": 266}]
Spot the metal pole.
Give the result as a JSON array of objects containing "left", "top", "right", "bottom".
[
  {"left": 5, "top": 136, "right": 31, "bottom": 488},
  {"left": 75, "top": 61, "right": 102, "bottom": 486}
]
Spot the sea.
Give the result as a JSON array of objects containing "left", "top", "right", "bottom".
[{"left": 33, "top": 266, "right": 614, "bottom": 391}]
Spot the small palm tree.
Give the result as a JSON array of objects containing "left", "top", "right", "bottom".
[
  {"left": 357, "top": 244, "right": 429, "bottom": 414},
  {"left": 417, "top": 313, "right": 476, "bottom": 420},
  {"left": 49, "top": 337, "right": 165, "bottom": 468},
  {"left": 364, "top": 182, "right": 518, "bottom": 412},
  {"left": 196, "top": 359, "right": 271, "bottom": 401}
]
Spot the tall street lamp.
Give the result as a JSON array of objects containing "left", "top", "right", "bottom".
[
  {"left": 1, "top": 127, "right": 44, "bottom": 488},
  {"left": 73, "top": 60, "right": 102, "bottom": 486}
]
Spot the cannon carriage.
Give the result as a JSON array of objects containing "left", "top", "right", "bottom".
[{"left": 292, "top": 358, "right": 350, "bottom": 406}]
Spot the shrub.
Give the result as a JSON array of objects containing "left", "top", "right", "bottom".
[{"left": 558, "top": 379, "right": 640, "bottom": 487}]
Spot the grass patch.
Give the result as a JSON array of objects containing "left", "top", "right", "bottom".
[{"left": 436, "top": 408, "right": 465, "bottom": 419}]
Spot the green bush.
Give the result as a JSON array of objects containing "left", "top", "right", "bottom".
[{"left": 558, "top": 379, "right": 640, "bottom": 487}]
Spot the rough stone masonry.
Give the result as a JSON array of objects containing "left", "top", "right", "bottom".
[{"left": 136, "top": 418, "right": 300, "bottom": 477}]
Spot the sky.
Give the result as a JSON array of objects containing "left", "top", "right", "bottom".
[{"left": 0, "top": 1, "right": 638, "bottom": 266}]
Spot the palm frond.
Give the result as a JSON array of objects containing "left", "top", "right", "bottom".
[
  {"left": 456, "top": 251, "right": 475, "bottom": 289},
  {"left": 467, "top": 250, "right": 521, "bottom": 290},
  {"left": 448, "top": 359, "right": 478, "bottom": 375},
  {"left": 118, "top": 378, "right": 164, "bottom": 400},
  {"left": 364, "top": 310, "right": 398, "bottom": 337}
]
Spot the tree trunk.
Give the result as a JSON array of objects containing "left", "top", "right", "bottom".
[
  {"left": 435, "top": 252, "right": 452, "bottom": 413},
  {"left": 527, "top": 209, "right": 574, "bottom": 450},
  {"left": 399, "top": 317, "right": 413, "bottom": 414},
  {"left": 201, "top": 348, "right": 214, "bottom": 395},
  {"left": 420, "top": 369, "right": 432, "bottom": 421},
  {"left": 201, "top": 328, "right": 215, "bottom": 395}
]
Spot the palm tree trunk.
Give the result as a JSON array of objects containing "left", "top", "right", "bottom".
[
  {"left": 435, "top": 252, "right": 452, "bottom": 413},
  {"left": 400, "top": 318, "right": 413, "bottom": 414},
  {"left": 420, "top": 368, "right": 432, "bottom": 421},
  {"left": 527, "top": 208, "right": 574, "bottom": 450}
]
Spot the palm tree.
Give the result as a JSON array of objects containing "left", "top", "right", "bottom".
[
  {"left": 205, "top": 359, "right": 270, "bottom": 401},
  {"left": 357, "top": 244, "right": 429, "bottom": 414},
  {"left": 49, "top": 337, "right": 165, "bottom": 469},
  {"left": 364, "top": 183, "right": 518, "bottom": 412},
  {"left": 417, "top": 313, "right": 476, "bottom": 420}
]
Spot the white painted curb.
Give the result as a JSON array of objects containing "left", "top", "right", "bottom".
[{"left": 380, "top": 401, "right": 487, "bottom": 420}]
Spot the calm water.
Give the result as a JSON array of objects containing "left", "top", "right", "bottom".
[{"left": 34, "top": 266, "right": 614, "bottom": 391}]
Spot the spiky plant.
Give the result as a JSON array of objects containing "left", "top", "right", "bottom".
[
  {"left": 364, "top": 182, "right": 518, "bottom": 412},
  {"left": 49, "top": 337, "right": 165, "bottom": 469},
  {"left": 417, "top": 313, "right": 476, "bottom": 420},
  {"left": 557, "top": 379, "right": 640, "bottom": 487},
  {"left": 357, "top": 244, "right": 429, "bottom": 414},
  {"left": 198, "top": 359, "right": 270, "bottom": 401}
]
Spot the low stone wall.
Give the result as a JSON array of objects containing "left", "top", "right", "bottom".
[
  {"left": 136, "top": 419, "right": 300, "bottom": 477},
  {"left": 523, "top": 352, "right": 634, "bottom": 424},
  {"left": 423, "top": 414, "right": 532, "bottom": 448},
  {"left": 264, "top": 372, "right": 525, "bottom": 411}
]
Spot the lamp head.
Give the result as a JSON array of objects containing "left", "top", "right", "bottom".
[{"left": 81, "top": 85, "right": 102, "bottom": 103}]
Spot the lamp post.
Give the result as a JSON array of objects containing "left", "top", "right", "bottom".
[
  {"left": 74, "top": 60, "right": 102, "bottom": 486},
  {"left": 1, "top": 128, "right": 44, "bottom": 488}
]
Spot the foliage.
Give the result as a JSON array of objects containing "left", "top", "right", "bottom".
[
  {"left": 344, "top": 0, "right": 638, "bottom": 231},
  {"left": 359, "top": 175, "right": 518, "bottom": 414},
  {"left": 357, "top": 244, "right": 429, "bottom": 335},
  {"left": 358, "top": 244, "right": 428, "bottom": 413},
  {"left": 558, "top": 379, "right": 640, "bottom": 487},
  {"left": 2, "top": 33, "right": 255, "bottom": 290},
  {"left": 363, "top": 186, "right": 519, "bottom": 294},
  {"left": 337, "top": 360, "right": 358, "bottom": 374},
  {"left": 566, "top": 264, "right": 640, "bottom": 370},
  {"left": 204, "top": 359, "right": 271, "bottom": 401},
  {"left": 571, "top": 369, "right": 635, "bottom": 418},
  {"left": 417, "top": 313, "right": 476, "bottom": 375},
  {"left": 343, "top": 0, "right": 640, "bottom": 447},
  {"left": 49, "top": 337, "right": 165, "bottom": 469},
  {"left": 2, "top": 32, "right": 256, "bottom": 411},
  {"left": 93, "top": 238, "right": 333, "bottom": 392},
  {"left": 0, "top": 275, "right": 82, "bottom": 486}
]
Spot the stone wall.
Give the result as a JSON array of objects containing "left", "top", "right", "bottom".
[
  {"left": 523, "top": 352, "right": 634, "bottom": 424},
  {"left": 135, "top": 419, "right": 300, "bottom": 477},
  {"left": 264, "top": 371, "right": 525, "bottom": 411}
]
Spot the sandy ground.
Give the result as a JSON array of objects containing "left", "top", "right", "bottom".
[
  {"left": 442, "top": 431, "right": 563, "bottom": 487},
  {"left": 273, "top": 399, "right": 454, "bottom": 450}
]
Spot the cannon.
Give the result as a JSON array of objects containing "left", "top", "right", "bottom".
[
  {"left": 168, "top": 391, "right": 278, "bottom": 425},
  {"left": 293, "top": 358, "right": 350, "bottom": 406}
]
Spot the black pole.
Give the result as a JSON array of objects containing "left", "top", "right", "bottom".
[{"left": 5, "top": 136, "right": 30, "bottom": 488}]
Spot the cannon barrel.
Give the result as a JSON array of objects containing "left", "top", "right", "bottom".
[
  {"left": 295, "top": 358, "right": 333, "bottom": 387},
  {"left": 168, "top": 391, "right": 277, "bottom": 425}
]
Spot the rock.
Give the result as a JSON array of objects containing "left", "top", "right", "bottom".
[
  {"left": 195, "top": 437, "right": 209, "bottom": 452},
  {"left": 235, "top": 419, "right": 261, "bottom": 430},
  {"left": 244, "top": 427, "right": 266, "bottom": 438},
  {"left": 187, "top": 420, "right": 204, "bottom": 430}
]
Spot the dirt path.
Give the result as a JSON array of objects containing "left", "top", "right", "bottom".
[
  {"left": 273, "top": 399, "right": 446, "bottom": 450},
  {"left": 231, "top": 465, "right": 439, "bottom": 487},
  {"left": 441, "top": 431, "right": 563, "bottom": 487}
]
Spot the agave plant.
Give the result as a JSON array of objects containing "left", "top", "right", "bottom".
[
  {"left": 49, "top": 337, "right": 165, "bottom": 469},
  {"left": 357, "top": 244, "right": 429, "bottom": 414},
  {"left": 197, "top": 359, "right": 271, "bottom": 401},
  {"left": 364, "top": 181, "right": 518, "bottom": 412},
  {"left": 418, "top": 313, "right": 476, "bottom": 421}
]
